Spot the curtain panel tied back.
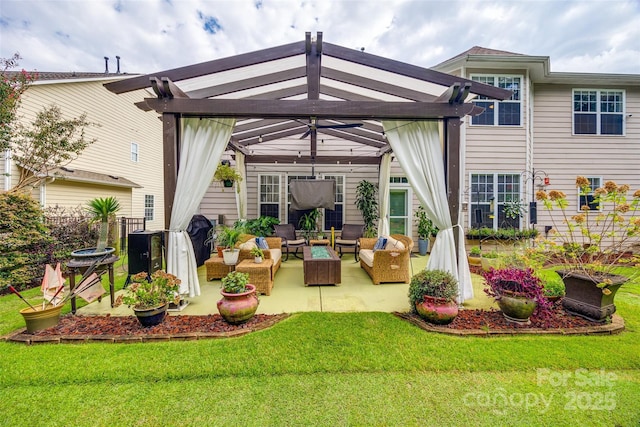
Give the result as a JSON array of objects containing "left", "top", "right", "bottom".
[
  {"left": 167, "top": 118, "right": 236, "bottom": 296},
  {"left": 381, "top": 120, "right": 473, "bottom": 303}
]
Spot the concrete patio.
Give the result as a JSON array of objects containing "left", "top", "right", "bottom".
[{"left": 77, "top": 253, "right": 491, "bottom": 317}]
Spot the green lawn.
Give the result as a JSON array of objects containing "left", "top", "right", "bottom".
[{"left": 1, "top": 269, "right": 639, "bottom": 426}]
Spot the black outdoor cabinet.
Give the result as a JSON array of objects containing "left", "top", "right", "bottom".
[{"left": 128, "top": 230, "right": 163, "bottom": 275}]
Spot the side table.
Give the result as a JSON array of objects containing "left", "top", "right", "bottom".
[
  {"left": 309, "top": 239, "right": 331, "bottom": 247},
  {"left": 205, "top": 256, "right": 235, "bottom": 280},
  {"left": 236, "top": 259, "right": 274, "bottom": 295},
  {"left": 67, "top": 255, "right": 119, "bottom": 314}
]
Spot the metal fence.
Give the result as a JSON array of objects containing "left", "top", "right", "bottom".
[{"left": 119, "top": 217, "right": 146, "bottom": 252}]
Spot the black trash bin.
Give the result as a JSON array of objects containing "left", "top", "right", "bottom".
[{"left": 187, "top": 215, "right": 213, "bottom": 266}]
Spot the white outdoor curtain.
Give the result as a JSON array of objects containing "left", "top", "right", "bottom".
[
  {"left": 382, "top": 120, "right": 473, "bottom": 303},
  {"left": 377, "top": 152, "right": 391, "bottom": 236},
  {"left": 234, "top": 150, "right": 247, "bottom": 221},
  {"left": 167, "top": 117, "right": 236, "bottom": 296}
]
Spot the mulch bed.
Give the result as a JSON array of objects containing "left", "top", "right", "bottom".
[
  {"left": 5, "top": 313, "right": 289, "bottom": 344},
  {"left": 396, "top": 304, "right": 624, "bottom": 336}
]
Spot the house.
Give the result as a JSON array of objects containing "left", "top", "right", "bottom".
[
  {"left": 432, "top": 47, "right": 640, "bottom": 233},
  {"left": 2, "top": 70, "right": 165, "bottom": 230}
]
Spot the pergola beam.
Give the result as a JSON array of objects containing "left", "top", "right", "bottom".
[{"left": 142, "top": 98, "right": 481, "bottom": 119}]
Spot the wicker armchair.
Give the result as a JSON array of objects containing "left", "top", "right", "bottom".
[
  {"left": 359, "top": 234, "right": 413, "bottom": 285},
  {"left": 235, "top": 234, "right": 282, "bottom": 275}
]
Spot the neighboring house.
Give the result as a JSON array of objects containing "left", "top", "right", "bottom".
[
  {"left": 433, "top": 47, "right": 640, "bottom": 232},
  {"left": 2, "top": 71, "right": 165, "bottom": 230}
]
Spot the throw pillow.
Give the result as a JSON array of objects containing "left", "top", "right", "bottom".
[
  {"left": 255, "top": 237, "right": 269, "bottom": 250},
  {"left": 373, "top": 237, "right": 387, "bottom": 252}
]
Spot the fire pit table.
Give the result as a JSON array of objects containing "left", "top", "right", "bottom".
[{"left": 303, "top": 246, "right": 341, "bottom": 286}]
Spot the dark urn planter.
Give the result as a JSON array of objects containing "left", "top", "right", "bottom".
[
  {"left": 133, "top": 303, "right": 169, "bottom": 327},
  {"left": 558, "top": 270, "right": 626, "bottom": 323},
  {"left": 217, "top": 284, "right": 259, "bottom": 324},
  {"left": 497, "top": 290, "right": 537, "bottom": 324},
  {"left": 415, "top": 295, "right": 458, "bottom": 325}
]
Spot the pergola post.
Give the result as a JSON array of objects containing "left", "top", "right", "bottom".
[
  {"left": 445, "top": 118, "right": 462, "bottom": 261},
  {"left": 162, "top": 113, "right": 179, "bottom": 229}
]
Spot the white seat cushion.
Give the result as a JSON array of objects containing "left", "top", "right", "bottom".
[
  {"left": 285, "top": 238, "right": 306, "bottom": 246},
  {"left": 335, "top": 239, "right": 358, "bottom": 245},
  {"left": 359, "top": 249, "right": 374, "bottom": 267},
  {"left": 270, "top": 248, "right": 282, "bottom": 265},
  {"left": 385, "top": 236, "right": 405, "bottom": 251}
]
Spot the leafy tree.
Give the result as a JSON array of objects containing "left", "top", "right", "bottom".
[
  {"left": 0, "top": 53, "right": 36, "bottom": 152},
  {"left": 11, "top": 105, "right": 96, "bottom": 191}
]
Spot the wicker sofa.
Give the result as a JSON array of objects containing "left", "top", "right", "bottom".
[
  {"left": 236, "top": 234, "right": 283, "bottom": 275},
  {"left": 359, "top": 234, "right": 413, "bottom": 285}
]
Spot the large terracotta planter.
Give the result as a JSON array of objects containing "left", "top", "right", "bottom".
[
  {"left": 217, "top": 284, "right": 259, "bottom": 324},
  {"left": 558, "top": 270, "right": 626, "bottom": 323},
  {"left": 20, "top": 304, "right": 63, "bottom": 333},
  {"left": 497, "top": 290, "right": 537, "bottom": 324},
  {"left": 415, "top": 296, "right": 458, "bottom": 325},
  {"left": 133, "top": 303, "right": 168, "bottom": 327}
]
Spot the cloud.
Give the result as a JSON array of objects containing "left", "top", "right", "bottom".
[{"left": 0, "top": 0, "right": 638, "bottom": 74}]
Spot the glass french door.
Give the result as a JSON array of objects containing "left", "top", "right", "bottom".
[{"left": 389, "top": 189, "right": 409, "bottom": 235}]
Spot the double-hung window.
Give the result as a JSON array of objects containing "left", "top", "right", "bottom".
[
  {"left": 258, "top": 174, "right": 280, "bottom": 220},
  {"left": 578, "top": 177, "right": 602, "bottom": 211},
  {"left": 322, "top": 174, "right": 344, "bottom": 231},
  {"left": 131, "top": 142, "right": 139, "bottom": 162},
  {"left": 573, "top": 90, "right": 624, "bottom": 135},
  {"left": 144, "top": 195, "right": 154, "bottom": 221},
  {"left": 470, "top": 173, "right": 522, "bottom": 229},
  {"left": 471, "top": 75, "right": 521, "bottom": 126}
]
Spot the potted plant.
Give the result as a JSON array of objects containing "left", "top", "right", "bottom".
[
  {"left": 536, "top": 176, "right": 640, "bottom": 322},
  {"left": 408, "top": 269, "right": 459, "bottom": 324},
  {"left": 415, "top": 205, "right": 438, "bottom": 256},
  {"left": 482, "top": 267, "right": 553, "bottom": 324},
  {"left": 468, "top": 246, "right": 482, "bottom": 266},
  {"left": 217, "top": 271, "right": 259, "bottom": 324},
  {"left": 250, "top": 246, "right": 264, "bottom": 263},
  {"left": 298, "top": 208, "right": 320, "bottom": 241},
  {"left": 71, "top": 196, "right": 121, "bottom": 258},
  {"left": 316, "top": 231, "right": 325, "bottom": 240},
  {"left": 355, "top": 180, "right": 379, "bottom": 238},
  {"left": 218, "top": 226, "right": 242, "bottom": 265},
  {"left": 214, "top": 161, "right": 242, "bottom": 188},
  {"left": 116, "top": 270, "right": 181, "bottom": 327},
  {"left": 481, "top": 250, "right": 502, "bottom": 271}
]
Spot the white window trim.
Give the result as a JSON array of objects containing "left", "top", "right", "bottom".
[
  {"left": 577, "top": 176, "right": 603, "bottom": 213},
  {"left": 131, "top": 142, "right": 139, "bottom": 162},
  {"left": 468, "top": 171, "right": 523, "bottom": 230},
  {"left": 389, "top": 177, "right": 412, "bottom": 237},
  {"left": 321, "top": 173, "right": 346, "bottom": 232},
  {"left": 572, "top": 89, "right": 626, "bottom": 137},
  {"left": 470, "top": 74, "right": 523, "bottom": 127},
  {"left": 144, "top": 194, "right": 154, "bottom": 221},
  {"left": 257, "top": 173, "right": 281, "bottom": 220}
]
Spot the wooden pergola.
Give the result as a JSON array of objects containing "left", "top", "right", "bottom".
[{"left": 105, "top": 32, "right": 511, "bottom": 234}]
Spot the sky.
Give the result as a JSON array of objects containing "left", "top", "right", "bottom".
[{"left": 1, "top": 0, "right": 639, "bottom": 75}]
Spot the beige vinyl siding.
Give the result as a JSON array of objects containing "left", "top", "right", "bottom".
[
  {"left": 43, "top": 180, "right": 133, "bottom": 215},
  {"left": 15, "top": 80, "right": 164, "bottom": 230},
  {"left": 532, "top": 84, "right": 640, "bottom": 232}
]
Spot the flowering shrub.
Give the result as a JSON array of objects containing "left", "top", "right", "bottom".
[
  {"left": 535, "top": 176, "right": 640, "bottom": 288},
  {"left": 482, "top": 267, "right": 554, "bottom": 323},
  {"left": 117, "top": 271, "right": 181, "bottom": 310}
]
